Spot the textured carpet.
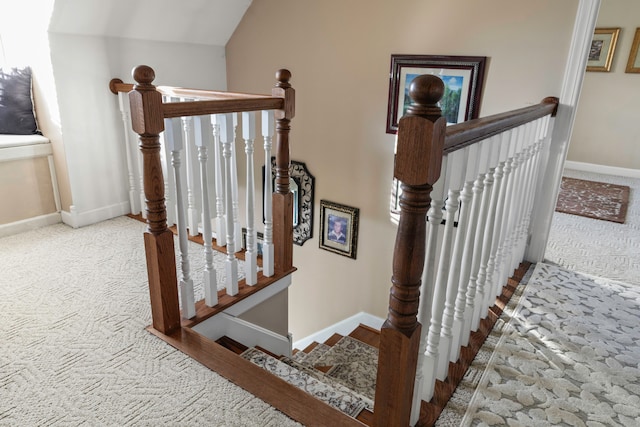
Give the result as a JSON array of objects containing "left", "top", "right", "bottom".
[
  {"left": 460, "top": 263, "right": 640, "bottom": 426},
  {"left": 555, "top": 177, "right": 630, "bottom": 223},
  {"left": 0, "top": 217, "right": 300, "bottom": 427}
]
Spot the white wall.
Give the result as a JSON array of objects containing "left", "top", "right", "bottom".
[{"left": 48, "top": 34, "right": 227, "bottom": 226}]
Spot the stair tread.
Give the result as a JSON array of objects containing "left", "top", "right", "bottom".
[
  {"left": 324, "top": 333, "right": 344, "bottom": 347},
  {"left": 348, "top": 324, "right": 380, "bottom": 349},
  {"left": 241, "top": 347, "right": 369, "bottom": 419}
]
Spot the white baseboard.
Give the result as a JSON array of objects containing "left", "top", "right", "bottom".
[
  {"left": 293, "top": 312, "right": 386, "bottom": 350},
  {"left": 61, "top": 201, "right": 130, "bottom": 228},
  {"left": 564, "top": 161, "right": 640, "bottom": 179},
  {"left": 0, "top": 212, "right": 62, "bottom": 238}
]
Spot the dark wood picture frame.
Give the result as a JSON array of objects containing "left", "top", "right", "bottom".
[
  {"left": 386, "top": 54, "right": 487, "bottom": 134},
  {"left": 319, "top": 200, "right": 359, "bottom": 259}
]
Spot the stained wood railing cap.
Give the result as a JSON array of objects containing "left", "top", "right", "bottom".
[
  {"left": 133, "top": 65, "right": 156, "bottom": 86},
  {"left": 275, "top": 69, "right": 292, "bottom": 88},
  {"left": 406, "top": 74, "right": 444, "bottom": 118}
]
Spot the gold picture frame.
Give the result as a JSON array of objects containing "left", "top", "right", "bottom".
[
  {"left": 626, "top": 28, "right": 640, "bottom": 73},
  {"left": 587, "top": 27, "right": 620, "bottom": 72}
]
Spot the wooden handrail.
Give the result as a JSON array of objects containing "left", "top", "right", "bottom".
[
  {"left": 444, "top": 97, "right": 558, "bottom": 153},
  {"left": 162, "top": 97, "right": 284, "bottom": 118}
]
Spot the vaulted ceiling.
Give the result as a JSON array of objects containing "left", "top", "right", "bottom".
[{"left": 48, "top": 0, "right": 252, "bottom": 46}]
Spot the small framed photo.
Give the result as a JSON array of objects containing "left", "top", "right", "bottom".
[
  {"left": 587, "top": 27, "right": 620, "bottom": 72},
  {"left": 319, "top": 200, "right": 359, "bottom": 259},
  {"left": 242, "top": 228, "right": 264, "bottom": 257},
  {"left": 386, "top": 54, "right": 486, "bottom": 133},
  {"left": 626, "top": 28, "right": 640, "bottom": 74}
]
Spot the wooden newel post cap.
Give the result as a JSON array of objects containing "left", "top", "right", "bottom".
[
  {"left": 273, "top": 69, "right": 294, "bottom": 119},
  {"left": 133, "top": 65, "right": 156, "bottom": 86},
  {"left": 129, "top": 65, "right": 164, "bottom": 135},
  {"left": 394, "top": 74, "right": 446, "bottom": 185}
]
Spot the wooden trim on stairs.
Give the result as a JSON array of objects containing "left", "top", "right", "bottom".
[{"left": 147, "top": 326, "right": 366, "bottom": 427}]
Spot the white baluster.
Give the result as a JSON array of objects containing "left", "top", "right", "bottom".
[
  {"left": 417, "top": 159, "right": 446, "bottom": 402},
  {"left": 436, "top": 148, "right": 468, "bottom": 377},
  {"left": 261, "top": 110, "right": 275, "bottom": 277},
  {"left": 117, "top": 92, "right": 141, "bottom": 214},
  {"left": 230, "top": 114, "right": 243, "bottom": 251},
  {"left": 484, "top": 131, "right": 513, "bottom": 310},
  {"left": 210, "top": 119, "right": 226, "bottom": 246},
  {"left": 195, "top": 116, "right": 218, "bottom": 306},
  {"left": 243, "top": 111, "right": 258, "bottom": 286},
  {"left": 182, "top": 113, "right": 201, "bottom": 236},
  {"left": 473, "top": 135, "right": 503, "bottom": 323},
  {"left": 450, "top": 144, "right": 480, "bottom": 358},
  {"left": 160, "top": 96, "right": 176, "bottom": 227},
  {"left": 217, "top": 113, "right": 239, "bottom": 296},
  {"left": 164, "top": 116, "right": 195, "bottom": 319},
  {"left": 462, "top": 138, "right": 494, "bottom": 340}
]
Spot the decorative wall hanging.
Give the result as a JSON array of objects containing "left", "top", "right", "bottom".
[
  {"left": 587, "top": 27, "right": 620, "bottom": 72},
  {"left": 386, "top": 54, "right": 486, "bottom": 134},
  {"left": 319, "top": 200, "right": 359, "bottom": 260},
  {"left": 264, "top": 159, "right": 315, "bottom": 246},
  {"left": 626, "top": 28, "right": 640, "bottom": 73}
]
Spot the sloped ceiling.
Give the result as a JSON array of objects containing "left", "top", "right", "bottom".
[{"left": 48, "top": 0, "right": 252, "bottom": 46}]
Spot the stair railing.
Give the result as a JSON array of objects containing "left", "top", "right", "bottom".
[
  {"left": 116, "top": 65, "right": 295, "bottom": 335},
  {"left": 374, "top": 74, "right": 558, "bottom": 426}
]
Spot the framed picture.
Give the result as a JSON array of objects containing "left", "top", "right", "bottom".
[
  {"left": 587, "top": 27, "right": 620, "bottom": 72},
  {"left": 626, "top": 28, "right": 640, "bottom": 73},
  {"left": 319, "top": 200, "right": 359, "bottom": 259},
  {"left": 263, "top": 158, "right": 315, "bottom": 246},
  {"left": 386, "top": 54, "right": 486, "bottom": 133}
]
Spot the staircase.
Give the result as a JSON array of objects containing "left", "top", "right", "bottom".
[{"left": 218, "top": 324, "right": 381, "bottom": 425}]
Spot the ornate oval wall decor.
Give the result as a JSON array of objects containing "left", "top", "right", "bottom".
[{"left": 265, "top": 158, "right": 315, "bottom": 246}]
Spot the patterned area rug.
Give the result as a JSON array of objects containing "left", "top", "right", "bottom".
[
  {"left": 555, "top": 177, "right": 630, "bottom": 223},
  {"left": 457, "top": 263, "right": 640, "bottom": 426}
]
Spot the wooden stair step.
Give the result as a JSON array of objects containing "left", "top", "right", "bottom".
[{"left": 348, "top": 324, "right": 380, "bottom": 349}]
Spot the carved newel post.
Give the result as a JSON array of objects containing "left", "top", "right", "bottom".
[
  {"left": 271, "top": 69, "right": 295, "bottom": 273},
  {"left": 374, "top": 75, "right": 445, "bottom": 426},
  {"left": 129, "top": 65, "right": 180, "bottom": 335}
]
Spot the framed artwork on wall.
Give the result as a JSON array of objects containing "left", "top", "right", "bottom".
[
  {"left": 386, "top": 54, "right": 486, "bottom": 134},
  {"left": 626, "top": 28, "right": 640, "bottom": 73},
  {"left": 319, "top": 200, "right": 359, "bottom": 259},
  {"left": 586, "top": 27, "right": 620, "bottom": 72}
]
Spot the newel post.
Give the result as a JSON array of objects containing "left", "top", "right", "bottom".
[
  {"left": 271, "top": 70, "right": 295, "bottom": 273},
  {"left": 129, "top": 65, "right": 180, "bottom": 335},
  {"left": 374, "top": 75, "right": 445, "bottom": 426}
]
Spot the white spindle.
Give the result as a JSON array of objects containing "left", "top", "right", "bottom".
[
  {"left": 450, "top": 143, "right": 480, "bottom": 358},
  {"left": 484, "top": 131, "right": 513, "bottom": 311},
  {"left": 182, "top": 113, "right": 201, "bottom": 236},
  {"left": 211, "top": 119, "right": 226, "bottom": 247},
  {"left": 195, "top": 116, "right": 218, "bottom": 306},
  {"left": 117, "top": 92, "right": 141, "bottom": 215},
  {"left": 243, "top": 111, "right": 258, "bottom": 286},
  {"left": 261, "top": 110, "right": 275, "bottom": 277},
  {"left": 462, "top": 138, "right": 494, "bottom": 340},
  {"left": 160, "top": 96, "right": 177, "bottom": 227},
  {"left": 436, "top": 148, "right": 468, "bottom": 378},
  {"left": 472, "top": 135, "right": 502, "bottom": 325},
  {"left": 230, "top": 114, "right": 243, "bottom": 251},
  {"left": 417, "top": 158, "right": 446, "bottom": 402},
  {"left": 217, "top": 113, "right": 239, "bottom": 296},
  {"left": 164, "top": 116, "right": 196, "bottom": 319}
]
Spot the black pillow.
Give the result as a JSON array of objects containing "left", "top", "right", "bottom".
[{"left": 0, "top": 67, "right": 40, "bottom": 135}]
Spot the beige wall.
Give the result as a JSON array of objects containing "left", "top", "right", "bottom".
[
  {"left": 226, "top": 0, "right": 579, "bottom": 340},
  {"left": 0, "top": 157, "right": 57, "bottom": 224},
  {"left": 568, "top": 0, "right": 640, "bottom": 169}
]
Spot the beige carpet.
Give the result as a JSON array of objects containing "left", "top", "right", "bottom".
[{"left": 0, "top": 217, "right": 301, "bottom": 426}]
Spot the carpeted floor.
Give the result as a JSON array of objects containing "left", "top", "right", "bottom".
[{"left": 0, "top": 217, "right": 301, "bottom": 427}]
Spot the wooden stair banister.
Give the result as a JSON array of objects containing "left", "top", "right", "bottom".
[{"left": 374, "top": 75, "right": 446, "bottom": 426}]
